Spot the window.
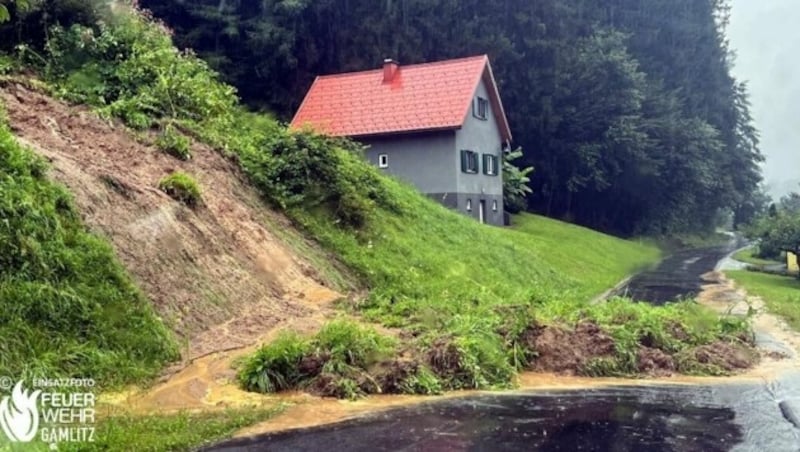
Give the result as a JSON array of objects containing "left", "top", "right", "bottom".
[
  {"left": 492, "top": 200, "right": 498, "bottom": 212},
  {"left": 473, "top": 97, "right": 489, "bottom": 120},
  {"left": 483, "top": 154, "right": 499, "bottom": 176},
  {"left": 466, "top": 199, "right": 472, "bottom": 211},
  {"left": 378, "top": 154, "right": 389, "bottom": 168},
  {"left": 461, "top": 150, "right": 479, "bottom": 174}
]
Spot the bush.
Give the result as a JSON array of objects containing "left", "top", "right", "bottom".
[
  {"left": 158, "top": 171, "right": 201, "bottom": 207},
  {"left": 237, "top": 332, "right": 310, "bottom": 393},
  {"left": 238, "top": 320, "right": 397, "bottom": 399},
  {"left": 156, "top": 123, "right": 191, "bottom": 160},
  {"left": 42, "top": 12, "right": 237, "bottom": 128},
  {"left": 236, "top": 130, "right": 399, "bottom": 228}
]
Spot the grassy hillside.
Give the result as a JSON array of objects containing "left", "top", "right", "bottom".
[
  {"left": 0, "top": 107, "right": 178, "bottom": 385},
  {"left": 0, "top": 7, "right": 754, "bottom": 399}
]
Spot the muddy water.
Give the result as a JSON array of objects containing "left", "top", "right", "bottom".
[{"left": 206, "top": 237, "right": 800, "bottom": 451}]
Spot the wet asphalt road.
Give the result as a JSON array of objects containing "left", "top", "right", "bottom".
[
  {"left": 209, "top": 378, "right": 800, "bottom": 451},
  {"left": 613, "top": 238, "right": 747, "bottom": 304},
  {"left": 207, "top": 238, "right": 800, "bottom": 451}
]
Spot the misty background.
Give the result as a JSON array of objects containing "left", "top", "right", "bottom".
[{"left": 730, "top": 0, "right": 800, "bottom": 198}]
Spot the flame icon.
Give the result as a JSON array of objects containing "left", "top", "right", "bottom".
[{"left": 0, "top": 381, "right": 41, "bottom": 442}]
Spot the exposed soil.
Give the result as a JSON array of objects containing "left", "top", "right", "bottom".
[
  {"left": 522, "top": 321, "right": 616, "bottom": 375},
  {"left": 684, "top": 341, "right": 757, "bottom": 371},
  {"left": 636, "top": 347, "right": 675, "bottom": 376},
  {"left": 0, "top": 84, "right": 344, "bottom": 365}
]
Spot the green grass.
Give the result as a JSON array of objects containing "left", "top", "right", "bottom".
[
  {"left": 0, "top": 109, "right": 178, "bottom": 386},
  {"left": 13, "top": 407, "right": 283, "bottom": 452},
  {"left": 726, "top": 270, "right": 800, "bottom": 331},
  {"left": 511, "top": 214, "right": 660, "bottom": 295},
  {"left": 159, "top": 171, "right": 202, "bottom": 207},
  {"left": 156, "top": 123, "right": 192, "bottom": 160},
  {"left": 732, "top": 247, "right": 782, "bottom": 267}
]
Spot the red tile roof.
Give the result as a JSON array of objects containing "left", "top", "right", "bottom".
[{"left": 290, "top": 55, "right": 512, "bottom": 142}]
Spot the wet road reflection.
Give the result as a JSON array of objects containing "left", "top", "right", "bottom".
[
  {"left": 209, "top": 375, "right": 800, "bottom": 451},
  {"left": 614, "top": 241, "right": 745, "bottom": 304}
]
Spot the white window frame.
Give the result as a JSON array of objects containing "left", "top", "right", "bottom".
[
  {"left": 474, "top": 97, "right": 489, "bottom": 120},
  {"left": 485, "top": 154, "right": 496, "bottom": 175},
  {"left": 466, "top": 199, "right": 472, "bottom": 211},
  {"left": 492, "top": 200, "right": 498, "bottom": 212},
  {"left": 378, "top": 154, "right": 389, "bottom": 168}
]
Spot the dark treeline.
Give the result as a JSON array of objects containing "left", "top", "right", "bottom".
[{"left": 3, "top": 0, "right": 764, "bottom": 236}]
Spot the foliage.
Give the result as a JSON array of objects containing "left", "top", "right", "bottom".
[
  {"left": 0, "top": 112, "right": 178, "bottom": 386},
  {"left": 158, "top": 171, "right": 202, "bottom": 207},
  {"left": 156, "top": 123, "right": 191, "bottom": 160},
  {"left": 237, "top": 332, "right": 311, "bottom": 393},
  {"left": 236, "top": 130, "right": 400, "bottom": 228},
  {"left": 745, "top": 210, "right": 800, "bottom": 263},
  {"left": 502, "top": 148, "right": 533, "bottom": 214},
  {"left": 726, "top": 270, "right": 800, "bottom": 331},
  {"left": 0, "top": 0, "right": 29, "bottom": 23},
  {"left": 238, "top": 320, "right": 397, "bottom": 399}
]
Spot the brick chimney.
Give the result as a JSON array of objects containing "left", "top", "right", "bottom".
[{"left": 383, "top": 58, "right": 399, "bottom": 83}]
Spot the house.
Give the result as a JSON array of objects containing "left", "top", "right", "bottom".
[{"left": 290, "top": 55, "right": 512, "bottom": 226}]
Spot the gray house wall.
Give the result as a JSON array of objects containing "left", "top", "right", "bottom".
[
  {"left": 358, "top": 79, "right": 506, "bottom": 226},
  {"left": 453, "top": 78, "right": 506, "bottom": 225},
  {"left": 362, "top": 131, "right": 457, "bottom": 195}
]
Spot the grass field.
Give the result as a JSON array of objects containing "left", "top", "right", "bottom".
[
  {"left": 726, "top": 270, "right": 800, "bottom": 331},
  {"left": 732, "top": 247, "right": 782, "bottom": 267}
]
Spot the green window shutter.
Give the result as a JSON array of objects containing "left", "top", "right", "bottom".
[
  {"left": 482, "top": 154, "right": 489, "bottom": 175},
  {"left": 461, "top": 150, "right": 467, "bottom": 173},
  {"left": 493, "top": 156, "right": 499, "bottom": 176}
]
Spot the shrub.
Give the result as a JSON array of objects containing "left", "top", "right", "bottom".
[
  {"left": 237, "top": 332, "right": 310, "bottom": 393},
  {"left": 156, "top": 123, "right": 191, "bottom": 160},
  {"left": 238, "top": 320, "right": 397, "bottom": 399},
  {"left": 158, "top": 171, "right": 201, "bottom": 207}
]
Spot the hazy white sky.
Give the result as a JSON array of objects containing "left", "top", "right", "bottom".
[{"left": 729, "top": 0, "right": 800, "bottom": 197}]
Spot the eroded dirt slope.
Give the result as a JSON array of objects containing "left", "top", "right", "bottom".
[{"left": 1, "top": 84, "right": 344, "bottom": 364}]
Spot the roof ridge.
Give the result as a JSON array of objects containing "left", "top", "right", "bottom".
[{"left": 316, "top": 54, "right": 488, "bottom": 79}]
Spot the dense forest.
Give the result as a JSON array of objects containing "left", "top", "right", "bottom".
[{"left": 1, "top": 0, "right": 764, "bottom": 236}]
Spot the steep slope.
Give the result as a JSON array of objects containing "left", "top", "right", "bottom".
[{"left": 1, "top": 84, "right": 344, "bottom": 363}]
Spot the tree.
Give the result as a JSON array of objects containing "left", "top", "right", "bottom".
[{"left": 503, "top": 148, "right": 533, "bottom": 214}]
